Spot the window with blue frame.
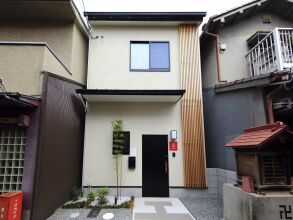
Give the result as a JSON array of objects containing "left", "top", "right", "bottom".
[{"left": 130, "top": 41, "right": 170, "bottom": 71}]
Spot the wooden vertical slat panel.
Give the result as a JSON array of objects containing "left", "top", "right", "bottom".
[{"left": 179, "top": 24, "right": 207, "bottom": 188}]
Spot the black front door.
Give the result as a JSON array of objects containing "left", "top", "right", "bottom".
[{"left": 142, "top": 135, "right": 169, "bottom": 197}]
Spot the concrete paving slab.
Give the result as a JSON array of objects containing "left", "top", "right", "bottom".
[{"left": 133, "top": 198, "right": 195, "bottom": 220}]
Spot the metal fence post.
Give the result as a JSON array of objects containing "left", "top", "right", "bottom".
[{"left": 273, "top": 27, "right": 283, "bottom": 71}]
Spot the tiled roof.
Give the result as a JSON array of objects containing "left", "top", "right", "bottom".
[{"left": 225, "top": 122, "right": 288, "bottom": 148}]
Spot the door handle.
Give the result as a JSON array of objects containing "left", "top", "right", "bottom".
[{"left": 165, "top": 160, "right": 168, "bottom": 175}]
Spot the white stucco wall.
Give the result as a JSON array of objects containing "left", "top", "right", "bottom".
[
  {"left": 87, "top": 26, "right": 180, "bottom": 90},
  {"left": 82, "top": 102, "right": 184, "bottom": 187}
]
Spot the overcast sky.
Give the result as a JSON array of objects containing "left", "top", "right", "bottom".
[{"left": 74, "top": 0, "right": 253, "bottom": 25}]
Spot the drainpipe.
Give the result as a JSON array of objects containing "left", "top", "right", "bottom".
[
  {"left": 204, "top": 31, "right": 227, "bottom": 83},
  {"left": 78, "top": 94, "right": 87, "bottom": 113}
]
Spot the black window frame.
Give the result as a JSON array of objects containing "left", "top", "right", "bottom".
[{"left": 130, "top": 41, "right": 171, "bottom": 72}]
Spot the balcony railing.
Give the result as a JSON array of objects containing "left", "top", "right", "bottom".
[{"left": 246, "top": 28, "right": 293, "bottom": 77}]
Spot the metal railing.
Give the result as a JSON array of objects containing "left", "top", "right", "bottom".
[{"left": 246, "top": 28, "right": 293, "bottom": 77}]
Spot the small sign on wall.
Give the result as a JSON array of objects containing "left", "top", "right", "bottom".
[{"left": 169, "top": 141, "right": 178, "bottom": 151}]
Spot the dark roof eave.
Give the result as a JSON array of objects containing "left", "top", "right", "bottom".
[
  {"left": 83, "top": 12, "right": 206, "bottom": 22},
  {"left": 203, "top": 0, "right": 262, "bottom": 32},
  {"left": 0, "top": 93, "right": 40, "bottom": 109},
  {"left": 214, "top": 71, "right": 291, "bottom": 93},
  {"left": 76, "top": 89, "right": 186, "bottom": 96}
]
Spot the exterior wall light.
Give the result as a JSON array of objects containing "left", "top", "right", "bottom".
[{"left": 170, "top": 130, "right": 177, "bottom": 140}]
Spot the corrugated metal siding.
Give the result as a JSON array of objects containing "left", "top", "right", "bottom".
[
  {"left": 31, "top": 73, "right": 85, "bottom": 220},
  {"left": 179, "top": 24, "right": 207, "bottom": 188},
  {"left": 202, "top": 87, "right": 267, "bottom": 171}
]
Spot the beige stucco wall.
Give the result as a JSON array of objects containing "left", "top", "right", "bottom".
[
  {"left": 0, "top": 21, "right": 73, "bottom": 68},
  {"left": 0, "top": 45, "right": 44, "bottom": 95},
  {"left": 0, "top": 20, "right": 88, "bottom": 85},
  {"left": 82, "top": 102, "right": 184, "bottom": 187},
  {"left": 87, "top": 26, "right": 180, "bottom": 90},
  {"left": 70, "top": 22, "right": 88, "bottom": 84},
  {"left": 0, "top": 44, "right": 80, "bottom": 95},
  {"left": 42, "top": 47, "right": 72, "bottom": 80}
]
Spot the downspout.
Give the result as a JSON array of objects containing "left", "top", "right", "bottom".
[
  {"left": 204, "top": 31, "right": 227, "bottom": 83},
  {"left": 78, "top": 94, "right": 87, "bottom": 113}
]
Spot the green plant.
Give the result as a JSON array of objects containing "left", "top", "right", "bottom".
[
  {"left": 63, "top": 201, "right": 86, "bottom": 209},
  {"left": 96, "top": 188, "right": 109, "bottom": 205},
  {"left": 87, "top": 191, "right": 95, "bottom": 203},
  {"left": 112, "top": 119, "right": 125, "bottom": 203},
  {"left": 62, "top": 196, "right": 134, "bottom": 209},
  {"left": 69, "top": 186, "right": 83, "bottom": 201}
]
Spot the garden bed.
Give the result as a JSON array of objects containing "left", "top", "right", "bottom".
[{"left": 62, "top": 196, "right": 134, "bottom": 209}]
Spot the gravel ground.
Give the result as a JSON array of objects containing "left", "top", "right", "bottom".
[
  {"left": 47, "top": 208, "right": 133, "bottom": 220},
  {"left": 180, "top": 198, "right": 223, "bottom": 220},
  {"left": 96, "top": 209, "right": 133, "bottom": 220},
  {"left": 47, "top": 208, "right": 92, "bottom": 220},
  {"left": 48, "top": 198, "right": 222, "bottom": 220}
]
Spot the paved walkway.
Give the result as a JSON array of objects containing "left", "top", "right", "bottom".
[
  {"left": 47, "top": 197, "right": 223, "bottom": 220},
  {"left": 133, "top": 198, "right": 195, "bottom": 220}
]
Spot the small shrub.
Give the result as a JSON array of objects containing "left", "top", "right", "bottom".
[
  {"left": 96, "top": 188, "right": 109, "bottom": 205},
  {"left": 87, "top": 191, "right": 95, "bottom": 203},
  {"left": 62, "top": 195, "right": 135, "bottom": 209},
  {"left": 69, "top": 186, "right": 83, "bottom": 201},
  {"left": 63, "top": 201, "right": 86, "bottom": 209},
  {"left": 121, "top": 196, "right": 134, "bottom": 209}
]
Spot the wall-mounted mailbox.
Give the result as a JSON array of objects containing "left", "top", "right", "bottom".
[{"left": 128, "top": 156, "right": 136, "bottom": 169}]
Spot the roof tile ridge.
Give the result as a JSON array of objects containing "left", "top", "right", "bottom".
[{"left": 244, "top": 122, "right": 286, "bottom": 133}]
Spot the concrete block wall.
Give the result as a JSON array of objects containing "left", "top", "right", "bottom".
[
  {"left": 81, "top": 168, "right": 236, "bottom": 200},
  {"left": 224, "top": 183, "right": 293, "bottom": 220},
  {"left": 207, "top": 168, "right": 237, "bottom": 198},
  {"left": 83, "top": 187, "right": 219, "bottom": 199}
]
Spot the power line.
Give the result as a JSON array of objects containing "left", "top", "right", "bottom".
[{"left": 0, "top": 78, "right": 14, "bottom": 101}]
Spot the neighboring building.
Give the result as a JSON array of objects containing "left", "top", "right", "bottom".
[
  {"left": 200, "top": 0, "right": 293, "bottom": 197},
  {"left": 77, "top": 12, "right": 208, "bottom": 198},
  {"left": 0, "top": 1, "right": 88, "bottom": 219}
]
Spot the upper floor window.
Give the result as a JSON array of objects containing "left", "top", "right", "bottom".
[
  {"left": 130, "top": 41, "right": 170, "bottom": 71},
  {"left": 247, "top": 31, "right": 270, "bottom": 49}
]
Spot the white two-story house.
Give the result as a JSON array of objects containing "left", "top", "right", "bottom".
[{"left": 78, "top": 12, "right": 207, "bottom": 197}]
